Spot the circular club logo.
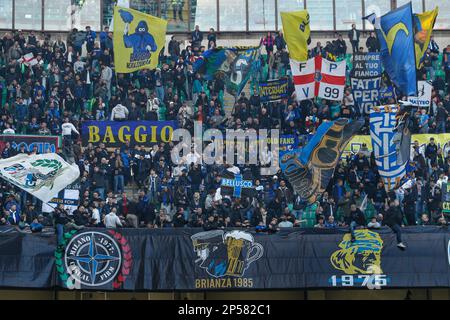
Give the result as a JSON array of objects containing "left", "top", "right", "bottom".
[{"left": 56, "top": 230, "right": 132, "bottom": 289}]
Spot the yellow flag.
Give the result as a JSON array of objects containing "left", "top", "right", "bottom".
[
  {"left": 113, "top": 6, "right": 167, "bottom": 73},
  {"left": 414, "top": 7, "right": 438, "bottom": 69},
  {"left": 281, "top": 10, "right": 310, "bottom": 61}
]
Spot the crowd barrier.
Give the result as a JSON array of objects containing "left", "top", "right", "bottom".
[{"left": 1, "top": 226, "right": 449, "bottom": 291}]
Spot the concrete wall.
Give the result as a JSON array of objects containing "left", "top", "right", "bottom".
[{"left": 0, "top": 289, "right": 448, "bottom": 300}]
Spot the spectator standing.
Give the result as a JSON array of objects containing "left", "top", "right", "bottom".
[
  {"left": 385, "top": 200, "right": 407, "bottom": 249},
  {"left": 348, "top": 24, "right": 361, "bottom": 53},
  {"left": 85, "top": 26, "right": 96, "bottom": 54},
  {"left": 191, "top": 25, "right": 203, "bottom": 48},
  {"left": 168, "top": 36, "right": 181, "bottom": 62},
  {"left": 349, "top": 204, "right": 366, "bottom": 242},
  {"left": 104, "top": 207, "right": 123, "bottom": 228},
  {"left": 336, "top": 34, "right": 347, "bottom": 57},
  {"left": 99, "top": 26, "right": 109, "bottom": 51},
  {"left": 207, "top": 28, "right": 217, "bottom": 49},
  {"left": 262, "top": 32, "right": 275, "bottom": 60},
  {"left": 366, "top": 32, "right": 380, "bottom": 53},
  {"left": 110, "top": 103, "right": 129, "bottom": 121},
  {"left": 172, "top": 0, "right": 184, "bottom": 21},
  {"left": 61, "top": 117, "right": 79, "bottom": 145},
  {"left": 275, "top": 31, "right": 286, "bottom": 52}
]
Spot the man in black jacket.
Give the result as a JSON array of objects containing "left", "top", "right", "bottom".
[
  {"left": 191, "top": 25, "right": 203, "bottom": 48},
  {"left": 366, "top": 32, "right": 380, "bottom": 53},
  {"left": 348, "top": 24, "right": 360, "bottom": 53},
  {"left": 385, "top": 199, "right": 406, "bottom": 249},
  {"left": 349, "top": 203, "right": 366, "bottom": 242}
]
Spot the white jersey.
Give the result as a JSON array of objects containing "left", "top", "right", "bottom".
[{"left": 61, "top": 122, "right": 79, "bottom": 136}]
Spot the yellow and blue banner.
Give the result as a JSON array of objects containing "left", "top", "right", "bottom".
[
  {"left": 113, "top": 6, "right": 167, "bottom": 73},
  {"left": 364, "top": 3, "right": 417, "bottom": 96},
  {"left": 344, "top": 133, "right": 450, "bottom": 158},
  {"left": 81, "top": 121, "right": 177, "bottom": 148},
  {"left": 413, "top": 7, "right": 439, "bottom": 69},
  {"left": 281, "top": 10, "right": 310, "bottom": 61}
]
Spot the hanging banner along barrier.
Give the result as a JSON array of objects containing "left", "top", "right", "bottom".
[
  {"left": 351, "top": 77, "right": 381, "bottom": 115},
  {"left": 407, "top": 81, "right": 433, "bottom": 107},
  {"left": 1, "top": 227, "right": 450, "bottom": 290},
  {"left": 342, "top": 133, "right": 450, "bottom": 159},
  {"left": 81, "top": 121, "right": 178, "bottom": 148},
  {"left": 42, "top": 181, "right": 81, "bottom": 215},
  {"left": 259, "top": 78, "right": 289, "bottom": 103},
  {"left": 350, "top": 53, "right": 382, "bottom": 79},
  {"left": 0, "top": 135, "right": 61, "bottom": 154}
]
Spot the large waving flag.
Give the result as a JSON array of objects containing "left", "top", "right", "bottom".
[
  {"left": 364, "top": 3, "right": 417, "bottom": 96},
  {"left": 0, "top": 153, "right": 80, "bottom": 203},
  {"left": 113, "top": 6, "right": 167, "bottom": 73},
  {"left": 291, "top": 56, "right": 346, "bottom": 101},
  {"left": 281, "top": 10, "right": 311, "bottom": 62},
  {"left": 193, "top": 48, "right": 229, "bottom": 81},
  {"left": 280, "top": 118, "right": 363, "bottom": 203},
  {"left": 413, "top": 7, "right": 439, "bottom": 69},
  {"left": 370, "top": 105, "right": 411, "bottom": 191},
  {"left": 194, "top": 46, "right": 260, "bottom": 97},
  {"left": 227, "top": 47, "right": 261, "bottom": 97}
]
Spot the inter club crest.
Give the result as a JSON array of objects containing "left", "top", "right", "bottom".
[{"left": 55, "top": 230, "right": 132, "bottom": 289}]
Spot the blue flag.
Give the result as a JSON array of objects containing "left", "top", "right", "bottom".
[
  {"left": 369, "top": 105, "right": 410, "bottom": 191},
  {"left": 193, "top": 46, "right": 261, "bottom": 97},
  {"left": 364, "top": 3, "right": 417, "bottom": 96},
  {"left": 280, "top": 118, "right": 363, "bottom": 203}
]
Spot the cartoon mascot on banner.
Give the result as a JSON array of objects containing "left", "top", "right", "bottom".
[
  {"left": 331, "top": 230, "right": 383, "bottom": 275},
  {"left": 119, "top": 9, "right": 157, "bottom": 60}
]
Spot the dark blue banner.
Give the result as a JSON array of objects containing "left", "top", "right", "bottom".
[
  {"left": 351, "top": 53, "right": 382, "bottom": 79},
  {"left": 279, "top": 134, "right": 299, "bottom": 151},
  {"left": 259, "top": 78, "right": 289, "bottom": 103},
  {"left": 380, "top": 86, "right": 396, "bottom": 100},
  {"left": 351, "top": 77, "right": 381, "bottom": 115},
  {"left": 81, "top": 121, "right": 178, "bottom": 148},
  {"left": 1, "top": 227, "right": 450, "bottom": 290}
]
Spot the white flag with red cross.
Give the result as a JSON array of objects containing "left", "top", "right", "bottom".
[
  {"left": 17, "top": 53, "right": 38, "bottom": 67},
  {"left": 291, "top": 56, "right": 346, "bottom": 102}
]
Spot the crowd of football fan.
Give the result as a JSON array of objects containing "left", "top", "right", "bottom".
[{"left": 0, "top": 25, "right": 450, "bottom": 237}]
